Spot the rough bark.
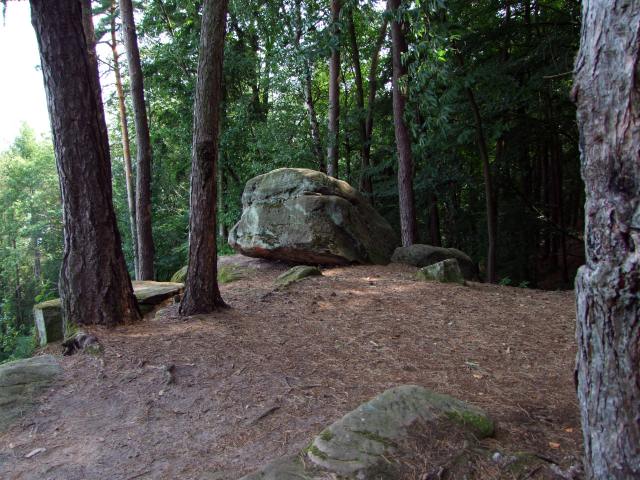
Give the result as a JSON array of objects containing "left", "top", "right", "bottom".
[
  {"left": 179, "top": 0, "right": 228, "bottom": 316},
  {"left": 30, "top": 0, "right": 140, "bottom": 327},
  {"left": 572, "top": 2, "right": 640, "bottom": 478},
  {"left": 120, "top": 0, "right": 155, "bottom": 280},
  {"left": 326, "top": 0, "right": 341, "bottom": 178},
  {"left": 388, "top": 0, "right": 416, "bottom": 246},
  {"left": 294, "top": 0, "right": 324, "bottom": 171},
  {"left": 110, "top": 0, "right": 139, "bottom": 279}
]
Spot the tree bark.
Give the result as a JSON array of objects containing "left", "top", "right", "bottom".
[
  {"left": 572, "top": 2, "right": 640, "bottom": 478},
  {"left": 388, "top": 0, "right": 416, "bottom": 246},
  {"left": 110, "top": 0, "right": 139, "bottom": 279},
  {"left": 326, "top": 0, "right": 341, "bottom": 178},
  {"left": 120, "top": 0, "right": 155, "bottom": 280},
  {"left": 294, "top": 0, "right": 324, "bottom": 171},
  {"left": 179, "top": 0, "right": 228, "bottom": 316},
  {"left": 346, "top": 7, "right": 366, "bottom": 192},
  {"left": 30, "top": 0, "right": 140, "bottom": 328},
  {"left": 362, "top": 18, "right": 387, "bottom": 198}
]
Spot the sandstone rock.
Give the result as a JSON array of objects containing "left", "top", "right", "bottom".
[
  {"left": 33, "top": 281, "right": 184, "bottom": 345},
  {"left": 275, "top": 266, "right": 322, "bottom": 287},
  {"left": 228, "top": 168, "right": 399, "bottom": 265},
  {"left": 416, "top": 259, "right": 466, "bottom": 284},
  {"left": 240, "top": 385, "right": 494, "bottom": 480},
  {"left": 392, "top": 244, "right": 478, "bottom": 280},
  {"left": 0, "top": 355, "right": 62, "bottom": 432}
]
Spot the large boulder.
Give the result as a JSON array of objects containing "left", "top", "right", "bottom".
[
  {"left": 240, "top": 385, "right": 494, "bottom": 480},
  {"left": 0, "top": 355, "right": 62, "bottom": 432},
  {"left": 228, "top": 168, "right": 399, "bottom": 265},
  {"left": 392, "top": 244, "right": 479, "bottom": 280}
]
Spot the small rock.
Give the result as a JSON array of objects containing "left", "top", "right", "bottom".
[{"left": 416, "top": 259, "right": 465, "bottom": 285}]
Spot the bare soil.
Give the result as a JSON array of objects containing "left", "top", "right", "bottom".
[{"left": 0, "top": 258, "right": 582, "bottom": 479}]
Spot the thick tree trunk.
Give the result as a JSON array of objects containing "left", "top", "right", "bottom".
[
  {"left": 361, "top": 18, "right": 387, "bottom": 198},
  {"left": 294, "top": 0, "right": 324, "bottom": 171},
  {"left": 572, "top": 2, "right": 640, "bottom": 478},
  {"left": 110, "top": 1, "right": 139, "bottom": 279},
  {"left": 120, "top": 0, "right": 155, "bottom": 280},
  {"left": 388, "top": 0, "right": 416, "bottom": 246},
  {"left": 326, "top": 0, "right": 341, "bottom": 178},
  {"left": 30, "top": 0, "right": 140, "bottom": 328},
  {"left": 179, "top": 0, "right": 228, "bottom": 316}
]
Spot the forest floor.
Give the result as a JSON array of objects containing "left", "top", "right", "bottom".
[{"left": 0, "top": 256, "right": 582, "bottom": 480}]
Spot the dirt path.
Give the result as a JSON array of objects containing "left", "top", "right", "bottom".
[{"left": 0, "top": 261, "right": 581, "bottom": 479}]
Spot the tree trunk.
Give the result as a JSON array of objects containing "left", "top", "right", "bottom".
[
  {"left": 346, "top": 7, "right": 366, "bottom": 193},
  {"left": 179, "top": 0, "right": 228, "bottom": 316},
  {"left": 428, "top": 193, "right": 441, "bottom": 247},
  {"left": 110, "top": 0, "right": 139, "bottom": 279},
  {"left": 30, "top": 0, "right": 140, "bottom": 328},
  {"left": 120, "top": 0, "right": 155, "bottom": 280},
  {"left": 362, "top": 18, "right": 387, "bottom": 198},
  {"left": 465, "top": 85, "right": 497, "bottom": 283},
  {"left": 572, "top": 2, "right": 640, "bottom": 478},
  {"left": 294, "top": 0, "right": 324, "bottom": 171},
  {"left": 326, "top": 0, "right": 341, "bottom": 178},
  {"left": 388, "top": 0, "right": 416, "bottom": 246}
]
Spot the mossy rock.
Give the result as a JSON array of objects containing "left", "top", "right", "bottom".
[
  {"left": 171, "top": 264, "right": 247, "bottom": 285},
  {"left": 392, "top": 244, "right": 479, "bottom": 280},
  {"left": 241, "top": 385, "right": 494, "bottom": 480},
  {"left": 228, "top": 168, "right": 400, "bottom": 265},
  {"left": 416, "top": 258, "right": 465, "bottom": 285},
  {"left": 275, "top": 265, "right": 322, "bottom": 287}
]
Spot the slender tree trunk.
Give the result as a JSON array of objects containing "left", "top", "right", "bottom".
[
  {"left": 346, "top": 7, "right": 366, "bottom": 193},
  {"left": 110, "top": 1, "right": 139, "bottom": 279},
  {"left": 33, "top": 237, "right": 41, "bottom": 282},
  {"left": 326, "top": 0, "right": 341, "bottom": 178},
  {"left": 388, "top": 0, "right": 416, "bottom": 246},
  {"left": 362, "top": 18, "right": 387, "bottom": 197},
  {"left": 572, "top": 2, "right": 640, "bottom": 478},
  {"left": 30, "top": 0, "right": 140, "bottom": 328},
  {"left": 428, "top": 193, "right": 441, "bottom": 247},
  {"left": 465, "top": 85, "right": 497, "bottom": 283},
  {"left": 179, "top": 0, "right": 228, "bottom": 315},
  {"left": 294, "top": 0, "right": 324, "bottom": 171},
  {"left": 120, "top": 0, "right": 155, "bottom": 280}
]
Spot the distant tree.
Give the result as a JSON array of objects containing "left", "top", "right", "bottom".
[
  {"left": 120, "top": 0, "right": 155, "bottom": 280},
  {"left": 326, "top": 0, "right": 341, "bottom": 178},
  {"left": 179, "top": 0, "right": 228, "bottom": 315},
  {"left": 573, "top": 1, "right": 640, "bottom": 478},
  {"left": 30, "top": 0, "right": 140, "bottom": 327},
  {"left": 388, "top": 0, "right": 416, "bottom": 246}
]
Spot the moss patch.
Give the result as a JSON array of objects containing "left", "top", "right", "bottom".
[{"left": 445, "top": 409, "right": 495, "bottom": 438}]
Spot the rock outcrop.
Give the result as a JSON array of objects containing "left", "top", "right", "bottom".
[
  {"left": 275, "top": 265, "right": 322, "bottom": 287},
  {"left": 240, "top": 385, "right": 494, "bottom": 480},
  {"left": 416, "top": 258, "right": 466, "bottom": 284},
  {"left": 34, "top": 281, "right": 184, "bottom": 345},
  {"left": 0, "top": 355, "right": 62, "bottom": 432},
  {"left": 228, "top": 168, "right": 399, "bottom": 265},
  {"left": 392, "top": 244, "right": 479, "bottom": 280}
]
